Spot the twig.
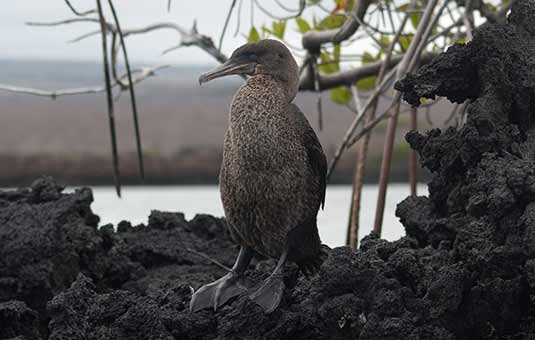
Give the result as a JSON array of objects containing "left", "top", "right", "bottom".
[
  {"left": 456, "top": 102, "right": 468, "bottom": 128},
  {"left": 409, "top": 107, "right": 418, "bottom": 197},
  {"left": 108, "top": 0, "right": 145, "bottom": 181},
  {"left": 299, "top": 52, "right": 437, "bottom": 91},
  {"left": 234, "top": 0, "right": 244, "bottom": 37},
  {"left": 186, "top": 248, "right": 232, "bottom": 271},
  {"left": 373, "top": 0, "right": 441, "bottom": 235},
  {"left": 219, "top": 0, "right": 237, "bottom": 51},
  {"left": 346, "top": 8, "right": 412, "bottom": 249},
  {"left": 312, "top": 59, "right": 323, "bottom": 131},
  {"left": 30, "top": 17, "right": 230, "bottom": 66},
  {"left": 253, "top": 0, "right": 305, "bottom": 20},
  {"left": 0, "top": 66, "right": 168, "bottom": 98},
  {"left": 350, "top": 85, "right": 362, "bottom": 115},
  {"left": 425, "top": 106, "right": 433, "bottom": 125},
  {"left": 64, "top": 0, "right": 96, "bottom": 17},
  {"left": 68, "top": 29, "right": 102, "bottom": 43},
  {"left": 96, "top": 0, "right": 121, "bottom": 197},
  {"left": 167, "top": 0, "right": 172, "bottom": 12},
  {"left": 302, "top": 0, "right": 372, "bottom": 50},
  {"left": 326, "top": 66, "right": 398, "bottom": 180},
  {"left": 445, "top": 103, "right": 460, "bottom": 125},
  {"left": 463, "top": 0, "right": 474, "bottom": 41},
  {"left": 385, "top": 0, "right": 397, "bottom": 35}
]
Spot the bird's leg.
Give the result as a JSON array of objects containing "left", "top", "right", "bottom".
[
  {"left": 249, "top": 250, "right": 288, "bottom": 313},
  {"left": 189, "top": 246, "right": 254, "bottom": 312}
]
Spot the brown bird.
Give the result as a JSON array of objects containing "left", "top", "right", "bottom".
[{"left": 190, "top": 39, "right": 327, "bottom": 313}]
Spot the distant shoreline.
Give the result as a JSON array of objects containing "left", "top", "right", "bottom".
[{"left": 0, "top": 152, "right": 429, "bottom": 187}]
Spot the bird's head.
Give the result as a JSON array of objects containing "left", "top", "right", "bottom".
[{"left": 199, "top": 39, "right": 299, "bottom": 100}]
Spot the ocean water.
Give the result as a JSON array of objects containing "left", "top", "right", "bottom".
[{"left": 88, "top": 184, "right": 428, "bottom": 248}]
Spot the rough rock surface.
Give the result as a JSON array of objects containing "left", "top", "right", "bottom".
[{"left": 2, "top": 2, "right": 535, "bottom": 339}]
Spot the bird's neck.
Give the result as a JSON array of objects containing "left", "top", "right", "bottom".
[
  {"left": 230, "top": 75, "right": 289, "bottom": 121},
  {"left": 228, "top": 75, "right": 290, "bottom": 141},
  {"left": 248, "top": 74, "right": 296, "bottom": 102},
  {"left": 227, "top": 75, "right": 294, "bottom": 169}
]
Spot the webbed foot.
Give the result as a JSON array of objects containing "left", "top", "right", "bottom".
[
  {"left": 190, "top": 272, "right": 252, "bottom": 312},
  {"left": 249, "top": 274, "right": 285, "bottom": 313}
]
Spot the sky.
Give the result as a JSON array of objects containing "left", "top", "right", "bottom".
[
  {"left": 0, "top": 1, "right": 498, "bottom": 67},
  {"left": 0, "top": 0, "right": 306, "bottom": 65}
]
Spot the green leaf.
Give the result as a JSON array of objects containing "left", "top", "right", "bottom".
[
  {"left": 261, "top": 25, "right": 272, "bottom": 35},
  {"left": 334, "top": 0, "right": 355, "bottom": 10},
  {"left": 295, "top": 17, "right": 311, "bottom": 33},
  {"left": 307, "top": 0, "right": 321, "bottom": 4},
  {"left": 333, "top": 44, "right": 341, "bottom": 61},
  {"left": 380, "top": 34, "right": 390, "bottom": 49},
  {"left": 356, "top": 75, "right": 377, "bottom": 90},
  {"left": 396, "top": 2, "right": 409, "bottom": 11},
  {"left": 319, "top": 50, "right": 339, "bottom": 74},
  {"left": 361, "top": 51, "right": 376, "bottom": 64},
  {"left": 272, "top": 20, "right": 286, "bottom": 39},
  {"left": 248, "top": 26, "right": 260, "bottom": 42},
  {"left": 485, "top": 2, "right": 497, "bottom": 11},
  {"left": 329, "top": 86, "right": 352, "bottom": 104},
  {"left": 410, "top": 12, "right": 422, "bottom": 29},
  {"left": 356, "top": 52, "right": 378, "bottom": 90},
  {"left": 398, "top": 34, "right": 412, "bottom": 51},
  {"left": 317, "top": 14, "right": 346, "bottom": 30}
]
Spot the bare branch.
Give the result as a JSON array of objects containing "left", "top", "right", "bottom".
[
  {"left": 27, "top": 17, "right": 107, "bottom": 28},
  {"left": 234, "top": 0, "right": 244, "bottom": 36},
  {"left": 274, "top": 0, "right": 304, "bottom": 13},
  {"left": 373, "top": 0, "right": 441, "bottom": 234},
  {"left": 64, "top": 0, "right": 96, "bottom": 17},
  {"left": 445, "top": 103, "right": 460, "bottom": 125},
  {"left": 29, "top": 17, "right": 229, "bottom": 65},
  {"left": 350, "top": 85, "right": 362, "bottom": 115},
  {"left": 96, "top": 0, "right": 121, "bottom": 197},
  {"left": 69, "top": 29, "right": 101, "bottom": 43},
  {"left": 409, "top": 107, "right": 418, "bottom": 197},
  {"left": 299, "top": 52, "right": 437, "bottom": 91},
  {"left": 463, "top": 0, "right": 474, "bottom": 41},
  {"left": 253, "top": 0, "right": 305, "bottom": 20},
  {"left": 325, "top": 66, "right": 398, "bottom": 180},
  {"left": 0, "top": 66, "right": 168, "bottom": 98},
  {"left": 219, "top": 0, "right": 238, "bottom": 51},
  {"left": 302, "top": 0, "right": 373, "bottom": 50},
  {"left": 186, "top": 248, "right": 231, "bottom": 271},
  {"left": 108, "top": 0, "right": 145, "bottom": 181},
  {"left": 311, "top": 59, "right": 323, "bottom": 130},
  {"left": 475, "top": 0, "right": 513, "bottom": 24}
]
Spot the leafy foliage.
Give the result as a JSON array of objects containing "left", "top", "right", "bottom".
[
  {"left": 263, "top": 20, "right": 286, "bottom": 39},
  {"left": 248, "top": 26, "right": 260, "bottom": 42},
  {"left": 295, "top": 17, "right": 311, "bottom": 33},
  {"left": 329, "top": 86, "right": 352, "bottom": 104},
  {"left": 316, "top": 14, "right": 346, "bottom": 30},
  {"left": 237, "top": 0, "right": 492, "bottom": 106}
]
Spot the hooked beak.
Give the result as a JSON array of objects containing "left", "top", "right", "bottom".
[{"left": 198, "top": 59, "right": 256, "bottom": 85}]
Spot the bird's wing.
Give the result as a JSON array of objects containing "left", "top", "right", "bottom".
[{"left": 290, "top": 104, "right": 327, "bottom": 209}]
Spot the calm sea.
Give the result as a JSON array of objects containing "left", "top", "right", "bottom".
[{"left": 88, "top": 184, "right": 427, "bottom": 247}]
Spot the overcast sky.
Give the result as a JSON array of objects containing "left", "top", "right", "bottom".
[{"left": 0, "top": 1, "right": 308, "bottom": 65}]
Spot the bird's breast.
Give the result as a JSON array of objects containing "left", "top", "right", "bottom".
[{"left": 227, "top": 87, "right": 298, "bottom": 171}]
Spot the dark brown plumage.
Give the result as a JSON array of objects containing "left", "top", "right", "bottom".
[{"left": 191, "top": 39, "right": 327, "bottom": 313}]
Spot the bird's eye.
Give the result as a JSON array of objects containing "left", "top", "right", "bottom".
[
  {"left": 278, "top": 53, "right": 283, "bottom": 59},
  {"left": 243, "top": 52, "right": 257, "bottom": 61}
]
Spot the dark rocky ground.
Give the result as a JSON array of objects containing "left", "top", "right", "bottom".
[{"left": 3, "top": 1, "right": 535, "bottom": 339}]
